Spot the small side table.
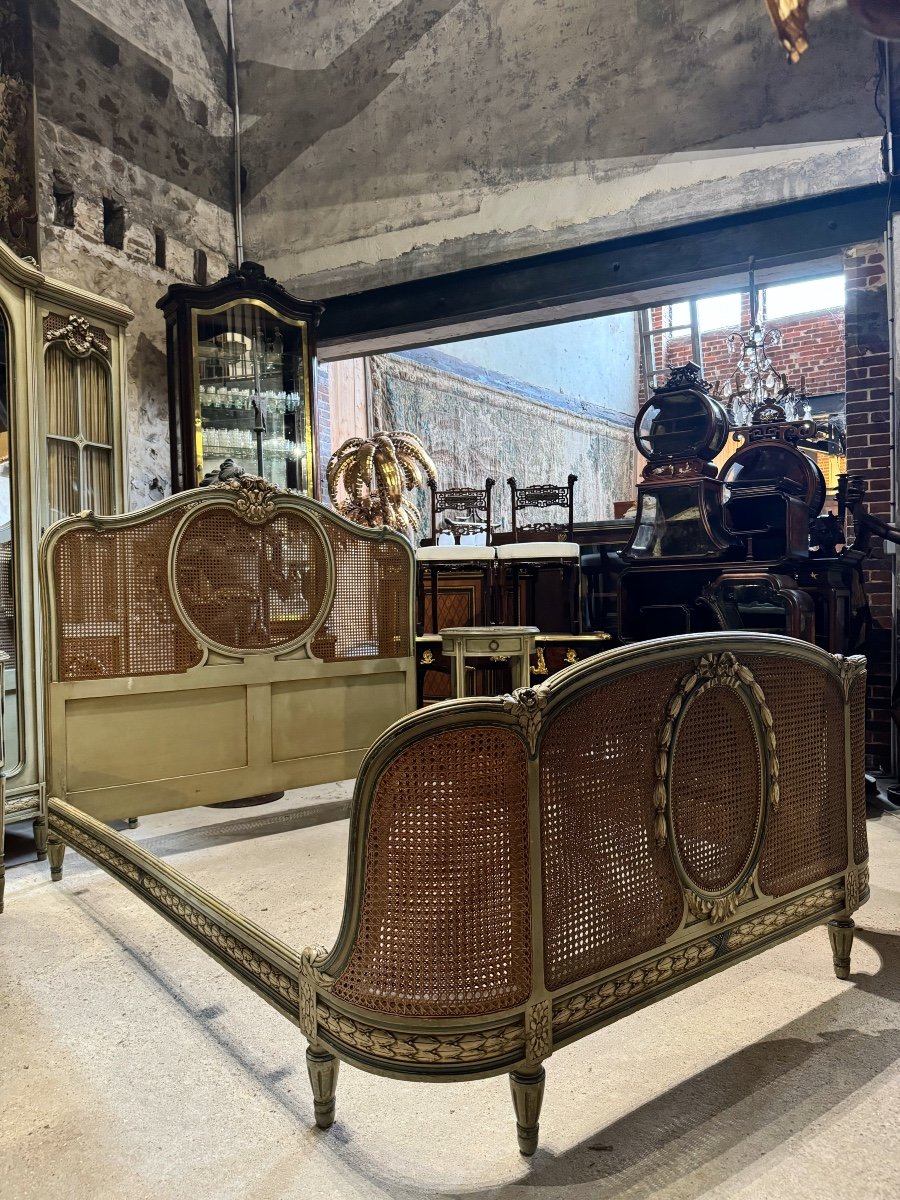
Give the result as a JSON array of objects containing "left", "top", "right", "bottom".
[{"left": 439, "top": 626, "right": 539, "bottom": 698}]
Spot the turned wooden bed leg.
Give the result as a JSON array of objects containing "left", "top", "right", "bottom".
[
  {"left": 828, "top": 918, "right": 855, "bottom": 980},
  {"left": 306, "top": 1045, "right": 339, "bottom": 1129},
  {"left": 47, "top": 832, "right": 66, "bottom": 882},
  {"left": 33, "top": 816, "right": 48, "bottom": 861},
  {"left": 126, "top": 817, "right": 139, "bottom": 829},
  {"left": 510, "top": 1066, "right": 545, "bottom": 1156}
]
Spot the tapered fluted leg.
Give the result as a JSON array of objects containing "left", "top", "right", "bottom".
[
  {"left": 510, "top": 1066, "right": 545, "bottom": 1156},
  {"left": 47, "top": 832, "right": 66, "bottom": 882},
  {"left": 829, "top": 918, "right": 855, "bottom": 980},
  {"left": 33, "top": 816, "right": 48, "bottom": 861},
  {"left": 306, "top": 1045, "right": 339, "bottom": 1129}
]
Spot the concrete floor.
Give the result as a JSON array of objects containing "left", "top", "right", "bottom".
[{"left": 1, "top": 787, "right": 899, "bottom": 1200}]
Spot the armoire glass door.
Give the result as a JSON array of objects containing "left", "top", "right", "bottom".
[{"left": 0, "top": 306, "right": 21, "bottom": 770}]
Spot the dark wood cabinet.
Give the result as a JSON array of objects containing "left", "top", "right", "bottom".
[{"left": 158, "top": 262, "right": 323, "bottom": 494}]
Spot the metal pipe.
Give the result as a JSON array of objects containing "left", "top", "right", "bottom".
[
  {"left": 226, "top": 0, "right": 244, "bottom": 265},
  {"left": 880, "top": 41, "right": 898, "bottom": 772}
]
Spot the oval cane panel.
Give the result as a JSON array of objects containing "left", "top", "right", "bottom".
[
  {"left": 669, "top": 684, "right": 763, "bottom": 894},
  {"left": 173, "top": 507, "right": 330, "bottom": 652}
]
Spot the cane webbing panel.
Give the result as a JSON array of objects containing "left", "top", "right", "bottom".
[
  {"left": 54, "top": 515, "right": 202, "bottom": 681},
  {"left": 539, "top": 664, "right": 687, "bottom": 991},
  {"left": 670, "top": 685, "right": 763, "bottom": 894},
  {"left": 313, "top": 517, "right": 411, "bottom": 661},
  {"left": 174, "top": 508, "right": 328, "bottom": 651},
  {"left": 850, "top": 674, "right": 868, "bottom": 866},
  {"left": 332, "top": 727, "right": 531, "bottom": 1017},
  {"left": 752, "top": 657, "right": 847, "bottom": 896}
]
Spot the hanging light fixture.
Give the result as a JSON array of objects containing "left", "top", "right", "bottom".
[
  {"left": 715, "top": 260, "right": 811, "bottom": 428},
  {"left": 765, "top": 0, "right": 810, "bottom": 62}
]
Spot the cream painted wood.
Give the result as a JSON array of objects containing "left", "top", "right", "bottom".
[
  {"left": 40, "top": 480, "right": 417, "bottom": 822},
  {"left": 440, "top": 625, "right": 538, "bottom": 695},
  {"left": 0, "top": 238, "right": 132, "bottom": 850}
]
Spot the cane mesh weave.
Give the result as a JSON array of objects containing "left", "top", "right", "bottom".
[
  {"left": 174, "top": 508, "right": 328, "bottom": 651},
  {"left": 332, "top": 726, "right": 531, "bottom": 1017},
  {"left": 752, "top": 657, "right": 847, "bottom": 896},
  {"left": 54, "top": 515, "right": 202, "bottom": 680},
  {"left": 0, "top": 541, "right": 15, "bottom": 661},
  {"left": 539, "top": 664, "right": 687, "bottom": 991},
  {"left": 850, "top": 674, "right": 868, "bottom": 866},
  {"left": 312, "top": 516, "right": 411, "bottom": 661},
  {"left": 670, "top": 685, "right": 763, "bottom": 893}
]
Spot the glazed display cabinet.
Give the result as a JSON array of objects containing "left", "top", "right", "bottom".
[
  {"left": 0, "top": 236, "right": 131, "bottom": 845},
  {"left": 158, "top": 262, "right": 323, "bottom": 494}
]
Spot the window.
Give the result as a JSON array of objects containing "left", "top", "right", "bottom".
[
  {"left": 45, "top": 339, "right": 114, "bottom": 524},
  {"left": 764, "top": 275, "right": 845, "bottom": 320},
  {"left": 102, "top": 198, "right": 125, "bottom": 249},
  {"left": 53, "top": 182, "right": 75, "bottom": 229},
  {"left": 154, "top": 227, "right": 167, "bottom": 270}
]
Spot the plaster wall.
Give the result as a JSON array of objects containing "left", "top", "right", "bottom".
[
  {"left": 30, "top": 0, "right": 236, "bottom": 507},
  {"left": 436, "top": 312, "right": 639, "bottom": 416},
  {"left": 235, "top": 0, "right": 885, "bottom": 299}
]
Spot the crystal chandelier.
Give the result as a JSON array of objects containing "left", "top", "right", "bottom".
[{"left": 716, "top": 261, "right": 811, "bottom": 429}]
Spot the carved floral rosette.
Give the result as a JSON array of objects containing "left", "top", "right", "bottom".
[{"left": 502, "top": 685, "right": 549, "bottom": 756}]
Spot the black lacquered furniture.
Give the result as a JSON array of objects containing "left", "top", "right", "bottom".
[
  {"left": 496, "top": 474, "right": 581, "bottom": 633},
  {"left": 416, "top": 479, "right": 497, "bottom": 635}
]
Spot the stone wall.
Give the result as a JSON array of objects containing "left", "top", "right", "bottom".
[
  {"left": 30, "top": 0, "right": 236, "bottom": 508},
  {"left": 235, "top": 0, "right": 884, "bottom": 298}
]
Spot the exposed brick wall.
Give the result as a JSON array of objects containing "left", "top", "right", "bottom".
[
  {"left": 843, "top": 241, "right": 893, "bottom": 770},
  {"left": 643, "top": 293, "right": 845, "bottom": 402}
]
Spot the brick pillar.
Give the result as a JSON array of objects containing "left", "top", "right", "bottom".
[{"left": 843, "top": 240, "right": 893, "bottom": 770}]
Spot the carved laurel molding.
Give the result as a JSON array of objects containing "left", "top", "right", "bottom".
[
  {"left": 50, "top": 814, "right": 140, "bottom": 883},
  {"left": 726, "top": 884, "right": 844, "bottom": 950},
  {"left": 209, "top": 474, "right": 286, "bottom": 523},
  {"left": 45, "top": 314, "right": 109, "bottom": 358},
  {"left": 836, "top": 654, "right": 867, "bottom": 701},
  {"left": 51, "top": 813, "right": 301, "bottom": 1010},
  {"left": 315, "top": 1003, "right": 525, "bottom": 1065},
  {"left": 553, "top": 880, "right": 844, "bottom": 1034},
  {"left": 525, "top": 998, "right": 552, "bottom": 1061},
  {"left": 655, "top": 652, "right": 780, "bottom": 850},
  {"left": 4, "top": 795, "right": 39, "bottom": 818},
  {"left": 553, "top": 940, "right": 718, "bottom": 1033},
  {"left": 502, "top": 685, "right": 549, "bottom": 756}
]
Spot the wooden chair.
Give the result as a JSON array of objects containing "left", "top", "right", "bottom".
[
  {"left": 416, "top": 478, "right": 497, "bottom": 634},
  {"left": 497, "top": 474, "right": 581, "bottom": 633}
]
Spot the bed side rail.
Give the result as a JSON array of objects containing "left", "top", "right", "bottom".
[{"left": 47, "top": 797, "right": 301, "bottom": 1025}]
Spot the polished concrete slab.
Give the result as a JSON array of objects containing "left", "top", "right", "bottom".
[{"left": 2, "top": 789, "right": 899, "bottom": 1200}]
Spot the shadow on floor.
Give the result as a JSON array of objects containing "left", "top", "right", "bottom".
[
  {"left": 347, "top": 927, "right": 900, "bottom": 1200},
  {"left": 131, "top": 799, "right": 352, "bottom": 859}
]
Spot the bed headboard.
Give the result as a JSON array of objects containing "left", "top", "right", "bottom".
[{"left": 40, "top": 476, "right": 416, "bottom": 820}]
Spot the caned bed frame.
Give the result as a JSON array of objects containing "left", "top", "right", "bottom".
[
  {"left": 38, "top": 475, "right": 416, "bottom": 826},
  {"left": 42, "top": 631, "right": 868, "bottom": 1154}
]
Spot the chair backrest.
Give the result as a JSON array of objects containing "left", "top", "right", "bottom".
[
  {"left": 427, "top": 478, "right": 496, "bottom": 545},
  {"left": 507, "top": 474, "right": 577, "bottom": 541}
]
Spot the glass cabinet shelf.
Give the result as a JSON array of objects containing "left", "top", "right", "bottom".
[{"left": 158, "top": 262, "right": 324, "bottom": 495}]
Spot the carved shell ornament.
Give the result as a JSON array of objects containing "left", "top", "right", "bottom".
[
  {"left": 208, "top": 473, "right": 285, "bottom": 523},
  {"left": 46, "top": 314, "right": 109, "bottom": 358}
]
